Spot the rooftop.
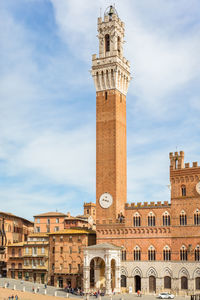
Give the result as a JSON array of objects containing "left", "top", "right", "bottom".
[
  {"left": 86, "top": 243, "right": 121, "bottom": 250},
  {"left": 34, "top": 212, "right": 67, "bottom": 217},
  {"left": 0, "top": 211, "right": 33, "bottom": 225},
  {"left": 48, "top": 228, "right": 96, "bottom": 235}
]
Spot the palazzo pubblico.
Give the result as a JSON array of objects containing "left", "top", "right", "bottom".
[{"left": 83, "top": 6, "right": 200, "bottom": 296}]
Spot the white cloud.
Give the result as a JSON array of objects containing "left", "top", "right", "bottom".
[{"left": 11, "top": 129, "right": 95, "bottom": 192}]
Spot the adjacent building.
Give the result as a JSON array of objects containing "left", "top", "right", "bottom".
[
  {"left": 7, "top": 233, "right": 49, "bottom": 283},
  {"left": 33, "top": 212, "right": 67, "bottom": 233},
  {"left": 48, "top": 228, "right": 96, "bottom": 288},
  {"left": 0, "top": 212, "right": 33, "bottom": 277}
]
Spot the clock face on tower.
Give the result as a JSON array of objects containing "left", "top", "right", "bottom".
[
  {"left": 99, "top": 193, "right": 113, "bottom": 208},
  {"left": 196, "top": 182, "right": 200, "bottom": 195}
]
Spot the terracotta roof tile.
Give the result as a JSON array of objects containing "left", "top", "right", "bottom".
[{"left": 34, "top": 212, "right": 67, "bottom": 217}]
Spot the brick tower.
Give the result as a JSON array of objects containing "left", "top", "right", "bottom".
[{"left": 91, "top": 6, "right": 131, "bottom": 226}]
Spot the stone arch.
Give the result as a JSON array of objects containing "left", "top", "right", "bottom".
[
  {"left": 121, "top": 266, "right": 128, "bottom": 277},
  {"left": 88, "top": 255, "right": 105, "bottom": 265},
  {"left": 163, "top": 267, "right": 173, "bottom": 277},
  {"left": 147, "top": 267, "right": 158, "bottom": 278},
  {"left": 178, "top": 267, "right": 190, "bottom": 279},
  {"left": 131, "top": 267, "right": 143, "bottom": 278},
  {"left": 193, "top": 268, "right": 200, "bottom": 278}
]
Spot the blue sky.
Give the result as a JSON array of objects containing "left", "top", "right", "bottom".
[{"left": 0, "top": 0, "right": 200, "bottom": 221}]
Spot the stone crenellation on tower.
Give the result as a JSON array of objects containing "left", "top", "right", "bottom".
[{"left": 91, "top": 6, "right": 131, "bottom": 95}]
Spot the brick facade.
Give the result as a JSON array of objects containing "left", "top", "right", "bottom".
[{"left": 92, "top": 6, "right": 200, "bottom": 295}]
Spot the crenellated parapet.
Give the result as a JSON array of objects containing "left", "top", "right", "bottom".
[
  {"left": 169, "top": 151, "right": 200, "bottom": 199},
  {"left": 125, "top": 201, "right": 170, "bottom": 210}
]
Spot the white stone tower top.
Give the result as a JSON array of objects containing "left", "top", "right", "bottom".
[{"left": 91, "top": 6, "right": 131, "bottom": 96}]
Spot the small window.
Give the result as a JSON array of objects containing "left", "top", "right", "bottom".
[
  {"left": 69, "top": 246, "right": 72, "bottom": 254},
  {"left": 41, "top": 247, "right": 45, "bottom": 254},
  {"left": 60, "top": 247, "right": 63, "bottom": 254},
  {"left": 37, "top": 218, "right": 40, "bottom": 224},
  {"left": 163, "top": 212, "right": 170, "bottom": 226},
  {"left": 163, "top": 246, "right": 171, "bottom": 261},
  {"left": 133, "top": 213, "right": 141, "bottom": 227},
  {"left": 69, "top": 236, "right": 72, "bottom": 242},
  {"left": 18, "top": 263, "right": 22, "bottom": 269},
  {"left": 78, "top": 264, "right": 81, "bottom": 273},
  {"left": 52, "top": 247, "right": 55, "bottom": 254},
  {"left": 121, "top": 250, "right": 126, "bottom": 261},
  {"left": 11, "top": 263, "right": 15, "bottom": 269},
  {"left": 47, "top": 219, "right": 50, "bottom": 225},
  {"left": 148, "top": 246, "right": 156, "bottom": 261},
  {"left": 180, "top": 246, "right": 187, "bottom": 261},
  {"left": 32, "top": 247, "right": 37, "bottom": 255},
  {"left": 133, "top": 246, "right": 141, "bottom": 261},
  {"left": 25, "top": 247, "right": 29, "bottom": 254},
  {"left": 182, "top": 185, "right": 186, "bottom": 196},
  {"left": 194, "top": 209, "right": 200, "bottom": 225},
  {"left": 148, "top": 212, "right": 155, "bottom": 226},
  {"left": 56, "top": 218, "right": 59, "bottom": 224},
  {"left": 36, "top": 226, "right": 40, "bottom": 233},
  {"left": 105, "top": 91, "right": 108, "bottom": 100},
  {"left": 12, "top": 249, "right": 15, "bottom": 256},
  {"left": 105, "top": 34, "right": 110, "bottom": 52},
  {"left": 78, "top": 247, "right": 81, "bottom": 254},
  {"left": 69, "top": 264, "right": 72, "bottom": 273},
  {"left": 180, "top": 211, "right": 187, "bottom": 226},
  {"left": 195, "top": 246, "right": 200, "bottom": 261},
  {"left": 117, "top": 36, "right": 121, "bottom": 54},
  {"left": 54, "top": 226, "right": 59, "bottom": 232}
]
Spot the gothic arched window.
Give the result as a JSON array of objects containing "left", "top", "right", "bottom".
[
  {"left": 194, "top": 209, "right": 200, "bottom": 225},
  {"left": 148, "top": 245, "right": 156, "bottom": 261},
  {"left": 180, "top": 245, "right": 187, "bottom": 261},
  {"left": 105, "top": 34, "right": 110, "bottom": 52},
  {"left": 195, "top": 245, "right": 200, "bottom": 261},
  {"left": 163, "top": 211, "right": 170, "bottom": 226},
  {"left": 181, "top": 276, "right": 188, "bottom": 290},
  {"left": 163, "top": 245, "right": 171, "bottom": 261},
  {"left": 148, "top": 212, "right": 155, "bottom": 226},
  {"left": 180, "top": 210, "right": 187, "bottom": 226},
  {"left": 133, "top": 246, "right": 141, "bottom": 261},
  {"left": 133, "top": 212, "right": 141, "bottom": 227},
  {"left": 164, "top": 276, "right": 171, "bottom": 289}
]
